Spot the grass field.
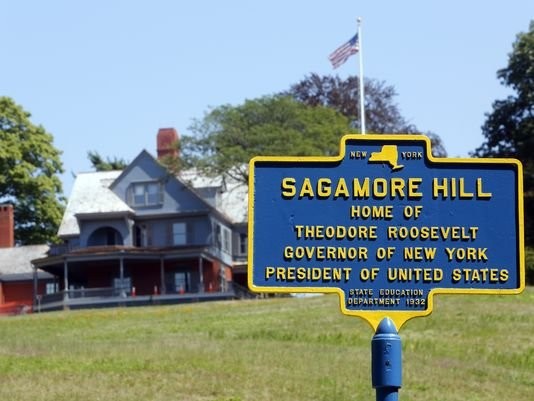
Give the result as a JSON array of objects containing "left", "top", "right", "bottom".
[{"left": 0, "top": 288, "right": 533, "bottom": 401}]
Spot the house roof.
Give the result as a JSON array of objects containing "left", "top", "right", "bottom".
[
  {"left": 58, "top": 171, "right": 133, "bottom": 237},
  {"left": 0, "top": 245, "right": 50, "bottom": 276},
  {"left": 179, "top": 168, "right": 248, "bottom": 224}
]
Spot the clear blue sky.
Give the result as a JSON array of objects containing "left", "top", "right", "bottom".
[{"left": 2, "top": 1, "right": 533, "bottom": 195}]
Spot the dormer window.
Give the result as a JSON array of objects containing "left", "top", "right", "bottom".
[{"left": 129, "top": 181, "right": 163, "bottom": 207}]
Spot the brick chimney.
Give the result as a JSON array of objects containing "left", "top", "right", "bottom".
[
  {"left": 0, "top": 204, "right": 15, "bottom": 248},
  {"left": 157, "top": 128, "right": 179, "bottom": 160}
]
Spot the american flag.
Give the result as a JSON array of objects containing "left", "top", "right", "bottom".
[{"left": 328, "top": 34, "right": 359, "bottom": 69}]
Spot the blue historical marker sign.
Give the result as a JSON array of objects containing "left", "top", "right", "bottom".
[{"left": 248, "top": 135, "right": 525, "bottom": 330}]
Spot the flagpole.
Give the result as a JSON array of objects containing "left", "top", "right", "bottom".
[{"left": 358, "top": 17, "right": 366, "bottom": 134}]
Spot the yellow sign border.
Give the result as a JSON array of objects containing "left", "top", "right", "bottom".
[{"left": 247, "top": 134, "right": 525, "bottom": 331}]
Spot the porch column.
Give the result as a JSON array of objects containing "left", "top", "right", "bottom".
[
  {"left": 160, "top": 256, "right": 165, "bottom": 295},
  {"left": 63, "top": 258, "right": 69, "bottom": 303},
  {"left": 119, "top": 256, "right": 124, "bottom": 281},
  {"left": 32, "top": 264, "right": 38, "bottom": 310},
  {"left": 119, "top": 253, "right": 125, "bottom": 296},
  {"left": 220, "top": 263, "right": 226, "bottom": 292},
  {"left": 198, "top": 257, "right": 204, "bottom": 293}
]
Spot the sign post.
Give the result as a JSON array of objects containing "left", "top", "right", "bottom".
[
  {"left": 372, "top": 317, "right": 402, "bottom": 401},
  {"left": 248, "top": 135, "right": 524, "bottom": 399}
]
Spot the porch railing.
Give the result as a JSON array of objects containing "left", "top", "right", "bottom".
[
  {"left": 47, "top": 243, "right": 78, "bottom": 256},
  {"left": 35, "top": 283, "right": 249, "bottom": 311},
  {"left": 39, "top": 287, "right": 130, "bottom": 305}
]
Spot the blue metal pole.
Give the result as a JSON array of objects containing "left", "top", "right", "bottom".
[{"left": 372, "top": 317, "right": 402, "bottom": 401}]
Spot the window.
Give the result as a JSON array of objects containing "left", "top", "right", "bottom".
[
  {"left": 172, "top": 222, "right": 187, "bottom": 245},
  {"left": 239, "top": 233, "right": 247, "bottom": 255},
  {"left": 130, "top": 182, "right": 163, "bottom": 207},
  {"left": 113, "top": 277, "right": 131, "bottom": 292},
  {"left": 222, "top": 227, "right": 231, "bottom": 254},
  {"left": 174, "top": 272, "right": 190, "bottom": 293},
  {"left": 134, "top": 224, "right": 145, "bottom": 247},
  {"left": 46, "top": 282, "right": 59, "bottom": 294},
  {"left": 146, "top": 182, "right": 161, "bottom": 205},
  {"left": 164, "top": 271, "right": 191, "bottom": 293},
  {"left": 215, "top": 222, "right": 232, "bottom": 254}
]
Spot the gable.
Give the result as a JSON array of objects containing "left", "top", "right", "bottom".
[{"left": 110, "top": 150, "right": 212, "bottom": 217}]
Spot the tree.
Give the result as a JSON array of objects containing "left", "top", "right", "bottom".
[
  {"left": 0, "top": 97, "right": 64, "bottom": 244},
  {"left": 473, "top": 21, "right": 534, "bottom": 181},
  {"left": 283, "top": 73, "right": 447, "bottom": 157},
  {"left": 88, "top": 151, "right": 129, "bottom": 171},
  {"left": 472, "top": 21, "right": 534, "bottom": 245},
  {"left": 182, "top": 96, "right": 351, "bottom": 184}
]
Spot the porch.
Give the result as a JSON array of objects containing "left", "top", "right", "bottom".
[{"left": 32, "top": 245, "right": 254, "bottom": 312}]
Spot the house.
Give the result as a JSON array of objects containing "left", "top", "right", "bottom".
[
  {"left": 31, "top": 128, "right": 252, "bottom": 311},
  {"left": 0, "top": 205, "right": 55, "bottom": 315}
]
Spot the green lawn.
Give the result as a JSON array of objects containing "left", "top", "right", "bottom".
[{"left": 0, "top": 288, "right": 533, "bottom": 401}]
